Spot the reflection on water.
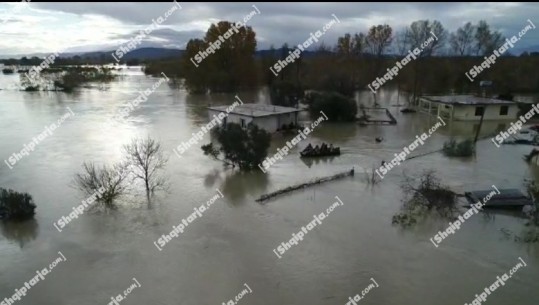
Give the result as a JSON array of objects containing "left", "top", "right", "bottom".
[
  {"left": 0, "top": 70, "right": 538, "bottom": 305},
  {"left": 0, "top": 219, "right": 38, "bottom": 248}
]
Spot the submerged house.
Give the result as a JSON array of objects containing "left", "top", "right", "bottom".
[
  {"left": 416, "top": 95, "right": 519, "bottom": 121},
  {"left": 207, "top": 103, "right": 302, "bottom": 133}
]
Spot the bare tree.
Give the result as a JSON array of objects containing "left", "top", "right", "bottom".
[
  {"left": 394, "top": 29, "right": 411, "bottom": 56},
  {"left": 405, "top": 20, "right": 446, "bottom": 58},
  {"left": 404, "top": 20, "right": 446, "bottom": 102},
  {"left": 73, "top": 162, "right": 130, "bottom": 208},
  {"left": 449, "top": 22, "right": 476, "bottom": 56},
  {"left": 123, "top": 137, "right": 168, "bottom": 197},
  {"left": 474, "top": 20, "right": 505, "bottom": 56}
]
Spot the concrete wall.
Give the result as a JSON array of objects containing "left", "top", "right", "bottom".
[
  {"left": 451, "top": 104, "right": 519, "bottom": 121},
  {"left": 417, "top": 98, "right": 519, "bottom": 121}
]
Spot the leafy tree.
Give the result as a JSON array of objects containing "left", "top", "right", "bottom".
[
  {"left": 182, "top": 21, "right": 257, "bottom": 93},
  {"left": 269, "top": 79, "right": 303, "bottom": 107},
  {"left": 366, "top": 24, "right": 393, "bottom": 57},
  {"left": 201, "top": 123, "right": 271, "bottom": 170},
  {"left": 0, "top": 188, "right": 36, "bottom": 220},
  {"left": 307, "top": 91, "right": 357, "bottom": 121}
]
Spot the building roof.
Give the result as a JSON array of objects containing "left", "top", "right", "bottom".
[
  {"left": 421, "top": 95, "right": 516, "bottom": 106},
  {"left": 207, "top": 103, "right": 302, "bottom": 118}
]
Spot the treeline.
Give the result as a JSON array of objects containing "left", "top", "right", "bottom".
[{"left": 141, "top": 19, "right": 539, "bottom": 100}]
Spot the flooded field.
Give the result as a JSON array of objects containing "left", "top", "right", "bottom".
[{"left": 0, "top": 68, "right": 537, "bottom": 305}]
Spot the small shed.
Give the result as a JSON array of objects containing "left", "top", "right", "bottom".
[
  {"left": 207, "top": 103, "right": 302, "bottom": 133},
  {"left": 416, "top": 95, "right": 519, "bottom": 121}
]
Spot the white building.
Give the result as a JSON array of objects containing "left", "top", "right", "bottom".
[
  {"left": 416, "top": 95, "right": 519, "bottom": 121},
  {"left": 207, "top": 103, "right": 302, "bottom": 133}
]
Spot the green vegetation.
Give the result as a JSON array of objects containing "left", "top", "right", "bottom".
[
  {"left": 269, "top": 79, "right": 303, "bottom": 107},
  {"left": 181, "top": 21, "right": 258, "bottom": 94},
  {"left": 443, "top": 139, "right": 475, "bottom": 157},
  {"left": 0, "top": 188, "right": 36, "bottom": 220},
  {"left": 307, "top": 91, "right": 357, "bottom": 121},
  {"left": 201, "top": 123, "right": 271, "bottom": 170}
]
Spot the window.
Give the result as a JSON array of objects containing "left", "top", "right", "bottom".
[
  {"left": 240, "top": 118, "right": 246, "bottom": 128},
  {"left": 475, "top": 106, "right": 484, "bottom": 116},
  {"left": 500, "top": 105, "right": 508, "bottom": 116}
]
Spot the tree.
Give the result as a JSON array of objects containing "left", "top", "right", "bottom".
[
  {"left": 405, "top": 20, "right": 446, "bottom": 58},
  {"left": 73, "top": 162, "right": 130, "bottom": 208},
  {"left": 404, "top": 20, "right": 447, "bottom": 102},
  {"left": 123, "top": 137, "right": 168, "bottom": 197},
  {"left": 201, "top": 123, "right": 271, "bottom": 170},
  {"left": 366, "top": 24, "right": 393, "bottom": 57},
  {"left": 0, "top": 188, "right": 36, "bottom": 220},
  {"left": 182, "top": 21, "right": 257, "bottom": 93},
  {"left": 449, "top": 22, "right": 475, "bottom": 56},
  {"left": 475, "top": 20, "right": 505, "bottom": 56},
  {"left": 307, "top": 91, "right": 357, "bottom": 121}
]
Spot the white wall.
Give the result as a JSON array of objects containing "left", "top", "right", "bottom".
[{"left": 451, "top": 104, "right": 519, "bottom": 121}]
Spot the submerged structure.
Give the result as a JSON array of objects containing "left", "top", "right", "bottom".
[
  {"left": 415, "top": 95, "right": 519, "bottom": 121},
  {"left": 207, "top": 103, "right": 302, "bottom": 133}
]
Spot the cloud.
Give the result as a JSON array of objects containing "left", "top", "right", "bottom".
[{"left": 0, "top": 2, "right": 537, "bottom": 55}]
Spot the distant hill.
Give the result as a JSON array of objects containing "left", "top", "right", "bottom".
[{"left": 63, "top": 47, "right": 184, "bottom": 61}]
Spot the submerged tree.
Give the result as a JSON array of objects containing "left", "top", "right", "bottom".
[
  {"left": 0, "top": 188, "right": 36, "bottom": 220},
  {"left": 307, "top": 91, "right": 357, "bottom": 121},
  {"left": 201, "top": 123, "right": 271, "bottom": 170},
  {"left": 393, "top": 171, "right": 457, "bottom": 226},
  {"left": 123, "top": 137, "right": 168, "bottom": 197},
  {"left": 73, "top": 162, "right": 131, "bottom": 208}
]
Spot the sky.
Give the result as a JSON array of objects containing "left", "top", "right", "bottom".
[{"left": 0, "top": 2, "right": 538, "bottom": 56}]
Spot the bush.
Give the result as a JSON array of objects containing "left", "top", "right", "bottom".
[
  {"left": 308, "top": 91, "right": 357, "bottom": 121},
  {"left": 0, "top": 188, "right": 36, "bottom": 220},
  {"left": 202, "top": 123, "right": 271, "bottom": 170},
  {"left": 393, "top": 171, "right": 457, "bottom": 226},
  {"left": 443, "top": 138, "right": 475, "bottom": 157},
  {"left": 269, "top": 80, "right": 303, "bottom": 107}
]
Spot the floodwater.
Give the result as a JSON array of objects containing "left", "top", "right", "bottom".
[{"left": 0, "top": 68, "right": 538, "bottom": 305}]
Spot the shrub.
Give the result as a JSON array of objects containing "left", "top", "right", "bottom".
[
  {"left": 202, "top": 123, "right": 271, "bottom": 170},
  {"left": 0, "top": 188, "right": 36, "bottom": 220},
  {"left": 443, "top": 138, "right": 475, "bottom": 157},
  {"left": 308, "top": 91, "right": 357, "bottom": 121}
]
